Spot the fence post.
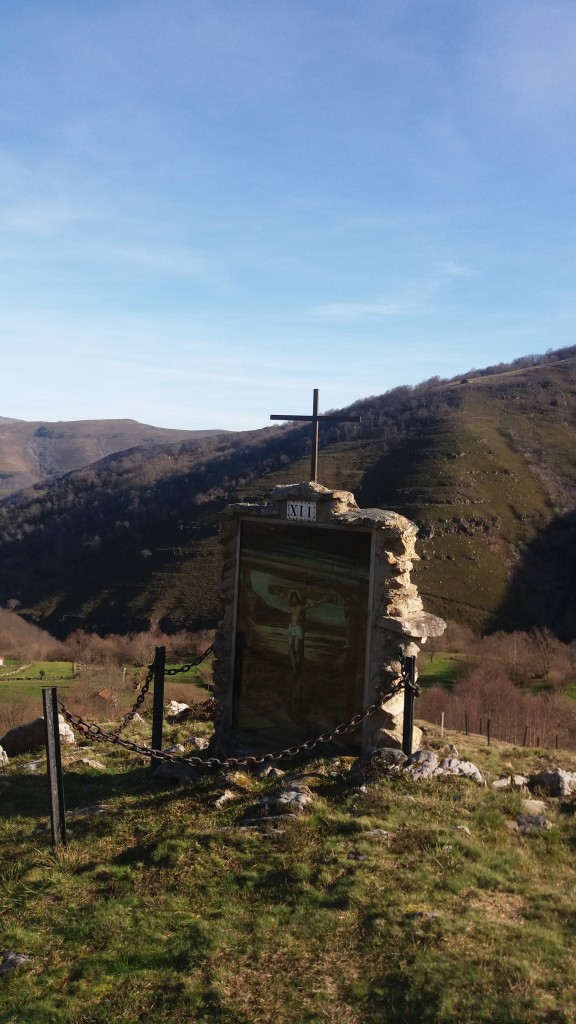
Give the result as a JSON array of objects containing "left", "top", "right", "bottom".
[
  {"left": 42, "top": 687, "right": 67, "bottom": 847},
  {"left": 402, "top": 655, "right": 417, "bottom": 758},
  {"left": 150, "top": 646, "right": 166, "bottom": 771},
  {"left": 487, "top": 717, "right": 491, "bottom": 747}
]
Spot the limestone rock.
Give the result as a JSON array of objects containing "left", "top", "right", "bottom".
[
  {"left": 76, "top": 757, "right": 106, "bottom": 770},
  {"left": 492, "top": 775, "right": 529, "bottom": 791},
  {"left": 451, "top": 825, "right": 471, "bottom": 837},
  {"left": 185, "top": 735, "right": 209, "bottom": 750},
  {"left": 67, "top": 804, "right": 106, "bottom": 818},
  {"left": 436, "top": 757, "right": 484, "bottom": 784},
  {"left": 0, "top": 715, "right": 75, "bottom": 756},
  {"left": 254, "top": 764, "right": 286, "bottom": 779},
  {"left": 380, "top": 612, "right": 447, "bottom": 639},
  {"left": 529, "top": 769, "right": 576, "bottom": 798},
  {"left": 58, "top": 716, "right": 76, "bottom": 746},
  {"left": 263, "top": 780, "right": 315, "bottom": 814},
  {"left": 514, "top": 814, "right": 553, "bottom": 833},
  {"left": 0, "top": 745, "right": 8, "bottom": 767},
  {"left": 214, "top": 789, "right": 237, "bottom": 808},
  {"left": 350, "top": 747, "right": 408, "bottom": 785},
  {"left": 521, "top": 798, "right": 548, "bottom": 815},
  {"left": 166, "top": 701, "right": 189, "bottom": 718},
  {"left": 21, "top": 759, "right": 44, "bottom": 773},
  {"left": 407, "top": 751, "right": 484, "bottom": 784},
  {"left": 407, "top": 749, "right": 440, "bottom": 779},
  {"left": 0, "top": 950, "right": 33, "bottom": 975}
]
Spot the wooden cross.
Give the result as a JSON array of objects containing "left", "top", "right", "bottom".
[{"left": 270, "top": 388, "right": 360, "bottom": 483}]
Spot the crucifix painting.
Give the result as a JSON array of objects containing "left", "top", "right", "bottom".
[{"left": 232, "top": 519, "right": 372, "bottom": 751}]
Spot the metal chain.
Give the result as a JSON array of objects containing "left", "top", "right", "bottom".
[
  {"left": 164, "top": 644, "right": 214, "bottom": 677},
  {"left": 399, "top": 651, "right": 421, "bottom": 697},
  {"left": 72, "top": 643, "right": 215, "bottom": 740},
  {"left": 113, "top": 662, "right": 154, "bottom": 735},
  {"left": 57, "top": 672, "right": 406, "bottom": 771}
]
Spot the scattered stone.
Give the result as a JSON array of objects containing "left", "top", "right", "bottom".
[
  {"left": 447, "top": 743, "right": 459, "bottom": 758},
  {"left": 347, "top": 851, "right": 370, "bottom": 861},
  {"left": 436, "top": 757, "right": 484, "bottom": 784},
  {"left": 76, "top": 758, "right": 106, "bottom": 770},
  {"left": 513, "top": 814, "right": 554, "bottom": 834},
  {"left": 21, "top": 759, "right": 44, "bottom": 773},
  {"left": 350, "top": 747, "right": 408, "bottom": 785},
  {"left": 451, "top": 825, "right": 471, "bottom": 837},
  {"left": 185, "top": 736, "right": 209, "bottom": 750},
  {"left": 407, "top": 750, "right": 484, "bottom": 784},
  {"left": 521, "top": 798, "right": 548, "bottom": 815},
  {"left": 407, "top": 749, "right": 439, "bottom": 779},
  {"left": 0, "top": 714, "right": 75, "bottom": 756},
  {"left": 67, "top": 804, "right": 106, "bottom": 818},
  {"left": 364, "top": 828, "right": 391, "bottom": 837},
  {"left": 165, "top": 701, "right": 189, "bottom": 717},
  {"left": 130, "top": 712, "right": 143, "bottom": 724},
  {"left": 254, "top": 764, "right": 286, "bottom": 779},
  {"left": 529, "top": 769, "right": 576, "bottom": 798},
  {"left": 262, "top": 781, "right": 315, "bottom": 814},
  {"left": 162, "top": 744, "right": 187, "bottom": 755},
  {"left": 0, "top": 950, "right": 33, "bottom": 975},
  {"left": 214, "top": 789, "right": 237, "bottom": 809},
  {"left": 492, "top": 775, "right": 529, "bottom": 791},
  {"left": 0, "top": 745, "right": 8, "bottom": 767}
]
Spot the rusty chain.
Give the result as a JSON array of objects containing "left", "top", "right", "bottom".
[
  {"left": 57, "top": 653, "right": 412, "bottom": 770},
  {"left": 74, "top": 643, "right": 215, "bottom": 739},
  {"left": 399, "top": 650, "right": 421, "bottom": 697}
]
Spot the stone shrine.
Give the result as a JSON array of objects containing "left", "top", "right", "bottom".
[{"left": 211, "top": 482, "right": 445, "bottom": 758}]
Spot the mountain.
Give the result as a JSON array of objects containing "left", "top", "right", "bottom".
[
  {"left": 0, "top": 346, "right": 575, "bottom": 639},
  {"left": 0, "top": 416, "right": 229, "bottom": 498}
]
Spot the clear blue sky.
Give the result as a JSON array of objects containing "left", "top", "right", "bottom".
[{"left": 1, "top": 0, "right": 575, "bottom": 430}]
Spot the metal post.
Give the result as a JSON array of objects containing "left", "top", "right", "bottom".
[
  {"left": 42, "top": 687, "right": 67, "bottom": 847},
  {"left": 150, "top": 646, "right": 166, "bottom": 771},
  {"left": 402, "top": 655, "right": 417, "bottom": 757},
  {"left": 311, "top": 388, "right": 319, "bottom": 482}
]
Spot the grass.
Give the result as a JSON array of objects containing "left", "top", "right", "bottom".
[
  {"left": 1, "top": 720, "right": 575, "bottom": 1023},
  {"left": 417, "top": 653, "right": 466, "bottom": 690}
]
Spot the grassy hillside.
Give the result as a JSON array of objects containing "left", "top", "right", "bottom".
[
  {"left": 0, "top": 416, "right": 229, "bottom": 498},
  {"left": 1, "top": 719, "right": 575, "bottom": 1024},
  {"left": 0, "top": 349, "right": 575, "bottom": 638}
]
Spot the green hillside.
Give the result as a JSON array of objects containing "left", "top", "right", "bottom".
[
  {"left": 1, "top": 722, "right": 576, "bottom": 1024},
  {"left": 0, "top": 348, "right": 575, "bottom": 638}
]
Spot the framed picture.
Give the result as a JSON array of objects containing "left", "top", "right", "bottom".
[{"left": 232, "top": 520, "right": 372, "bottom": 751}]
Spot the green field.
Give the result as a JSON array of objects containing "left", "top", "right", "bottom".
[{"left": 417, "top": 653, "right": 466, "bottom": 690}]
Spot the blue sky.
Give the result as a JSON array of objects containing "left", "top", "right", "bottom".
[{"left": 1, "top": 0, "right": 576, "bottom": 430}]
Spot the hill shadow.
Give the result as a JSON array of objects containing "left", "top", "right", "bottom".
[{"left": 492, "top": 509, "right": 576, "bottom": 641}]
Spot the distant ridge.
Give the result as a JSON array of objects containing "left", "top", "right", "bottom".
[{"left": 0, "top": 416, "right": 229, "bottom": 498}]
